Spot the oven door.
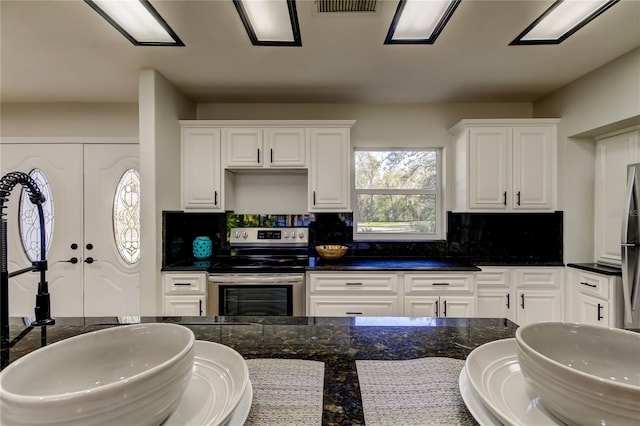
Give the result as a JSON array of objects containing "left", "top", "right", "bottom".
[{"left": 208, "top": 274, "right": 305, "bottom": 316}]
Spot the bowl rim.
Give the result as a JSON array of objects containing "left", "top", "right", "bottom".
[
  {"left": 0, "top": 323, "right": 195, "bottom": 404},
  {"left": 315, "top": 244, "right": 348, "bottom": 250},
  {"left": 515, "top": 321, "right": 640, "bottom": 392}
]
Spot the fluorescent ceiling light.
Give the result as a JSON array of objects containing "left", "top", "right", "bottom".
[
  {"left": 385, "top": 0, "right": 460, "bottom": 44},
  {"left": 233, "top": 0, "right": 302, "bottom": 46},
  {"left": 84, "top": 0, "right": 184, "bottom": 46},
  {"left": 511, "top": 0, "right": 620, "bottom": 45}
]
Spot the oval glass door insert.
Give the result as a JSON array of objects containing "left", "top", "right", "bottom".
[
  {"left": 19, "top": 168, "right": 55, "bottom": 262},
  {"left": 113, "top": 168, "right": 141, "bottom": 264}
]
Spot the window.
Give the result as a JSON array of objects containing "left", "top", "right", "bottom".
[
  {"left": 353, "top": 149, "right": 442, "bottom": 240},
  {"left": 19, "top": 169, "right": 54, "bottom": 262},
  {"left": 113, "top": 169, "right": 141, "bottom": 264}
]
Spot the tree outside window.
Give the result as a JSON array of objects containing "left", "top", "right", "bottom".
[{"left": 354, "top": 149, "right": 441, "bottom": 240}]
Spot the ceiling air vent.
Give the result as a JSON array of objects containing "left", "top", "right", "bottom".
[{"left": 316, "top": 0, "right": 378, "bottom": 13}]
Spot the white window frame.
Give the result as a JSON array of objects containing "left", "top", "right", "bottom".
[{"left": 352, "top": 148, "right": 444, "bottom": 242}]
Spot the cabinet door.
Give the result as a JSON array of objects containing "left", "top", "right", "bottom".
[
  {"left": 265, "top": 128, "right": 307, "bottom": 168},
  {"left": 516, "top": 290, "right": 562, "bottom": 326},
  {"left": 477, "top": 288, "right": 512, "bottom": 320},
  {"left": 576, "top": 293, "right": 609, "bottom": 327},
  {"left": 309, "top": 296, "right": 400, "bottom": 316},
  {"left": 223, "top": 128, "right": 263, "bottom": 167},
  {"left": 404, "top": 296, "right": 439, "bottom": 317},
  {"left": 182, "top": 127, "right": 223, "bottom": 210},
  {"left": 441, "top": 296, "right": 475, "bottom": 317},
  {"left": 468, "top": 127, "right": 511, "bottom": 209},
  {"left": 163, "top": 295, "right": 206, "bottom": 316},
  {"left": 309, "top": 128, "right": 351, "bottom": 211},
  {"left": 512, "top": 126, "right": 555, "bottom": 210},
  {"left": 595, "top": 129, "right": 640, "bottom": 265}
]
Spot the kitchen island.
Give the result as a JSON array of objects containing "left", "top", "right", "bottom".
[{"left": 2, "top": 316, "right": 517, "bottom": 425}]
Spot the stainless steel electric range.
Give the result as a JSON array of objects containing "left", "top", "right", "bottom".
[{"left": 207, "top": 227, "right": 308, "bottom": 316}]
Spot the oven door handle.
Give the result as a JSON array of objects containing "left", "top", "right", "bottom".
[{"left": 208, "top": 275, "right": 304, "bottom": 284}]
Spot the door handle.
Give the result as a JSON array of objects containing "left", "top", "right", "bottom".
[
  {"left": 84, "top": 257, "right": 96, "bottom": 264},
  {"left": 435, "top": 300, "right": 439, "bottom": 317},
  {"left": 270, "top": 148, "right": 273, "bottom": 164},
  {"left": 443, "top": 299, "right": 447, "bottom": 317},
  {"left": 506, "top": 293, "right": 510, "bottom": 309},
  {"left": 63, "top": 257, "right": 78, "bottom": 264},
  {"left": 517, "top": 191, "right": 521, "bottom": 206},
  {"left": 199, "top": 299, "right": 203, "bottom": 316},
  {"left": 503, "top": 191, "right": 507, "bottom": 206},
  {"left": 520, "top": 293, "right": 525, "bottom": 309},
  {"left": 597, "top": 303, "right": 604, "bottom": 321}
]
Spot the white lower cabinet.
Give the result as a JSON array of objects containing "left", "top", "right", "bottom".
[
  {"left": 476, "top": 267, "right": 563, "bottom": 325},
  {"left": 403, "top": 273, "right": 476, "bottom": 317},
  {"left": 405, "top": 296, "right": 475, "bottom": 317},
  {"left": 309, "top": 267, "right": 564, "bottom": 322},
  {"left": 566, "top": 268, "right": 623, "bottom": 328},
  {"left": 476, "top": 268, "right": 514, "bottom": 322},
  {"left": 162, "top": 272, "right": 207, "bottom": 316},
  {"left": 515, "top": 268, "right": 563, "bottom": 326},
  {"left": 307, "top": 272, "right": 401, "bottom": 316}
]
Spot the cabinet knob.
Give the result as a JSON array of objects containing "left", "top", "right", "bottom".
[{"left": 84, "top": 257, "right": 96, "bottom": 264}]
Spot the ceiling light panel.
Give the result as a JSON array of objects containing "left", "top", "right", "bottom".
[
  {"left": 511, "top": 0, "right": 620, "bottom": 45},
  {"left": 234, "top": 0, "right": 302, "bottom": 46},
  {"left": 84, "top": 0, "right": 184, "bottom": 46},
  {"left": 385, "top": 0, "right": 460, "bottom": 44}
]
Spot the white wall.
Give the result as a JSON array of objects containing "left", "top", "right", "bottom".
[
  {"left": 138, "top": 69, "right": 196, "bottom": 315},
  {"left": 534, "top": 47, "right": 640, "bottom": 263},
  {"left": 0, "top": 103, "right": 138, "bottom": 137}
]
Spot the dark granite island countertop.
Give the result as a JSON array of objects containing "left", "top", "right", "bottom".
[{"left": 1, "top": 316, "right": 517, "bottom": 425}]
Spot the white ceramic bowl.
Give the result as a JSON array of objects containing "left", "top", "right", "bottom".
[
  {"left": 0, "top": 323, "right": 195, "bottom": 426},
  {"left": 516, "top": 321, "right": 640, "bottom": 426}
]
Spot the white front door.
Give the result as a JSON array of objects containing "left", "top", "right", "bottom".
[
  {"left": 1, "top": 144, "right": 84, "bottom": 317},
  {"left": 1, "top": 143, "right": 140, "bottom": 317},
  {"left": 83, "top": 145, "right": 140, "bottom": 316}
]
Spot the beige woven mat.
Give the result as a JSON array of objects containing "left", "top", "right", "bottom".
[
  {"left": 244, "top": 359, "right": 325, "bottom": 426},
  {"left": 356, "top": 358, "right": 476, "bottom": 426}
]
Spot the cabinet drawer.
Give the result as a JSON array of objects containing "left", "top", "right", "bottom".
[
  {"left": 404, "top": 273, "right": 474, "bottom": 293},
  {"left": 576, "top": 271, "right": 609, "bottom": 300},
  {"left": 308, "top": 273, "right": 399, "bottom": 294},
  {"left": 309, "top": 296, "right": 400, "bottom": 317},
  {"left": 477, "top": 269, "right": 510, "bottom": 287},
  {"left": 516, "top": 268, "right": 562, "bottom": 289},
  {"left": 163, "top": 273, "right": 207, "bottom": 294}
]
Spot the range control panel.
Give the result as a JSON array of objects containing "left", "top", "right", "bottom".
[{"left": 229, "top": 227, "right": 308, "bottom": 245}]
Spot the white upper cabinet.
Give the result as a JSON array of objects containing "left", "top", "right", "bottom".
[
  {"left": 223, "top": 128, "right": 263, "bottom": 168},
  {"left": 451, "top": 119, "right": 559, "bottom": 212},
  {"left": 181, "top": 120, "right": 355, "bottom": 213},
  {"left": 595, "top": 128, "right": 639, "bottom": 266},
  {"left": 181, "top": 126, "right": 224, "bottom": 211},
  {"left": 308, "top": 127, "right": 351, "bottom": 212},
  {"left": 223, "top": 127, "right": 307, "bottom": 169},
  {"left": 265, "top": 128, "right": 307, "bottom": 167}
]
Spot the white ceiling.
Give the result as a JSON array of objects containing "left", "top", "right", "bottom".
[{"left": 1, "top": 0, "right": 639, "bottom": 104}]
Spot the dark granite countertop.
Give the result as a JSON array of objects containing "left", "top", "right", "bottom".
[
  {"left": 566, "top": 263, "right": 622, "bottom": 276},
  {"left": 307, "top": 256, "right": 482, "bottom": 271},
  {"left": 1, "top": 316, "right": 517, "bottom": 425}
]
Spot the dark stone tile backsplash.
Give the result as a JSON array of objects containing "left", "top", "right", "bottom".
[{"left": 163, "top": 210, "right": 563, "bottom": 266}]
